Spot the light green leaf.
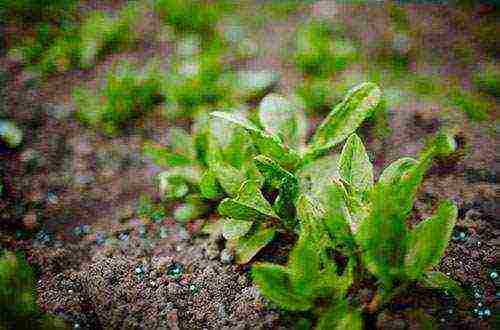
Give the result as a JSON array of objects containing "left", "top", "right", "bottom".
[
  {"left": 217, "top": 180, "right": 277, "bottom": 221},
  {"left": 258, "top": 93, "right": 307, "bottom": 150},
  {"left": 210, "top": 111, "right": 261, "bottom": 132},
  {"left": 339, "top": 134, "right": 373, "bottom": 192},
  {"left": 230, "top": 225, "right": 276, "bottom": 264},
  {"left": 297, "top": 154, "right": 340, "bottom": 196},
  {"left": 308, "top": 82, "right": 381, "bottom": 156},
  {"left": 173, "top": 195, "right": 208, "bottom": 222},
  {"left": 317, "top": 303, "right": 363, "bottom": 330},
  {"left": 199, "top": 169, "right": 223, "bottom": 199},
  {"left": 252, "top": 263, "right": 313, "bottom": 311},
  {"left": 157, "top": 166, "right": 201, "bottom": 199},
  {"left": 211, "top": 111, "right": 301, "bottom": 169},
  {"left": 322, "top": 178, "right": 356, "bottom": 248},
  {"left": 209, "top": 161, "right": 246, "bottom": 196},
  {"left": 421, "top": 271, "right": 466, "bottom": 300},
  {"left": 254, "top": 155, "right": 294, "bottom": 188},
  {"left": 404, "top": 200, "right": 457, "bottom": 279},
  {"left": 221, "top": 218, "right": 253, "bottom": 240},
  {"left": 355, "top": 183, "right": 408, "bottom": 285},
  {"left": 378, "top": 157, "right": 417, "bottom": 185},
  {"left": 168, "top": 127, "right": 196, "bottom": 161},
  {"left": 143, "top": 141, "right": 193, "bottom": 167}
]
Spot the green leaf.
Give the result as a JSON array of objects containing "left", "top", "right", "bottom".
[
  {"left": 308, "top": 82, "right": 381, "bottom": 156},
  {"left": 157, "top": 166, "right": 201, "bottom": 199},
  {"left": 274, "top": 174, "right": 300, "bottom": 228},
  {"left": 211, "top": 111, "right": 301, "bottom": 169},
  {"left": 339, "top": 134, "right": 373, "bottom": 193},
  {"left": 217, "top": 180, "right": 277, "bottom": 221},
  {"left": 378, "top": 157, "right": 417, "bottom": 185},
  {"left": 221, "top": 218, "right": 253, "bottom": 240},
  {"left": 404, "top": 200, "right": 458, "bottom": 279},
  {"left": 209, "top": 161, "right": 246, "bottom": 196},
  {"left": 288, "top": 197, "right": 322, "bottom": 299},
  {"left": 199, "top": 169, "right": 224, "bottom": 199},
  {"left": 317, "top": 303, "right": 363, "bottom": 330},
  {"left": 258, "top": 93, "right": 307, "bottom": 150},
  {"left": 230, "top": 224, "right": 276, "bottom": 264},
  {"left": 421, "top": 271, "right": 466, "bottom": 300},
  {"left": 322, "top": 178, "right": 356, "bottom": 248},
  {"left": 356, "top": 183, "right": 408, "bottom": 285},
  {"left": 168, "top": 127, "right": 196, "bottom": 161},
  {"left": 252, "top": 263, "right": 312, "bottom": 311},
  {"left": 297, "top": 154, "right": 340, "bottom": 196},
  {"left": 254, "top": 155, "right": 294, "bottom": 189},
  {"left": 253, "top": 155, "right": 299, "bottom": 227},
  {"left": 143, "top": 142, "right": 193, "bottom": 167}
]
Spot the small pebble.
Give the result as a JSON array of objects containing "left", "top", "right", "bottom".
[
  {"left": 490, "top": 271, "right": 498, "bottom": 280},
  {"left": 118, "top": 233, "right": 129, "bottom": 241},
  {"left": 166, "top": 263, "right": 183, "bottom": 279}
]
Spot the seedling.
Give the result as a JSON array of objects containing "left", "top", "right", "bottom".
[
  {"left": 251, "top": 130, "right": 460, "bottom": 328},
  {"left": 294, "top": 21, "right": 357, "bottom": 77},
  {"left": 144, "top": 109, "right": 261, "bottom": 222},
  {"left": 211, "top": 82, "right": 382, "bottom": 263},
  {"left": 73, "top": 60, "right": 164, "bottom": 135}
]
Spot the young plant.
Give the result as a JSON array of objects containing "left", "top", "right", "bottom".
[
  {"left": 73, "top": 60, "right": 164, "bottom": 135},
  {"left": 252, "top": 131, "right": 460, "bottom": 329},
  {"left": 211, "top": 82, "right": 382, "bottom": 263},
  {"left": 294, "top": 21, "right": 357, "bottom": 77},
  {"left": 144, "top": 109, "right": 261, "bottom": 222}
]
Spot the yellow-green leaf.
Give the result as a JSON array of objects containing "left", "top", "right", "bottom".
[{"left": 404, "top": 200, "right": 457, "bottom": 279}]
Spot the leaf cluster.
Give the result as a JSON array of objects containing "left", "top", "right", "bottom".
[
  {"left": 9, "top": 2, "right": 142, "bottom": 75},
  {"left": 73, "top": 59, "right": 164, "bottom": 135},
  {"left": 250, "top": 128, "right": 459, "bottom": 328},
  {"left": 211, "top": 82, "right": 382, "bottom": 263},
  {"left": 294, "top": 21, "right": 357, "bottom": 77}
]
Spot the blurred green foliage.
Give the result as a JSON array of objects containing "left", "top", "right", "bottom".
[
  {"left": 294, "top": 21, "right": 357, "bottom": 77},
  {"left": 74, "top": 60, "right": 164, "bottom": 135},
  {"left": 0, "top": 250, "right": 66, "bottom": 329}
]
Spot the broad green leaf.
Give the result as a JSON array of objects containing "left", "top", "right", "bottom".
[
  {"left": 230, "top": 225, "right": 276, "bottom": 264},
  {"left": 173, "top": 195, "right": 208, "bottom": 222},
  {"left": 209, "top": 115, "right": 256, "bottom": 169},
  {"left": 356, "top": 183, "right": 408, "bottom": 285},
  {"left": 274, "top": 174, "right": 300, "bottom": 229},
  {"left": 217, "top": 180, "right": 277, "bottom": 221},
  {"left": 252, "top": 263, "right": 313, "bottom": 311},
  {"left": 254, "top": 155, "right": 299, "bottom": 227},
  {"left": 288, "top": 197, "right": 322, "bottom": 299},
  {"left": 209, "top": 161, "right": 246, "bottom": 196},
  {"left": 339, "top": 134, "right": 373, "bottom": 192},
  {"left": 317, "top": 303, "right": 363, "bottom": 330},
  {"left": 143, "top": 142, "right": 192, "bottom": 167},
  {"left": 211, "top": 111, "right": 301, "bottom": 169},
  {"left": 258, "top": 94, "right": 307, "bottom": 150},
  {"left": 199, "top": 169, "right": 223, "bottom": 199},
  {"left": 254, "top": 155, "right": 294, "bottom": 188},
  {"left": 168, "top": 127, "right": 196, "bottom": 161},
  {"left": 157, "top": 166, "right": 201, "bottom": 199},
  {"left": 378, "top": 157, "right": 417, "bottom": 185},
  {"left": 297, "top": 154, "right": 340, "bottom": 196},
  {"left": 322, "top": 178, "right": 356, "bottom": 248},
  {"left": 421, "top": 271, "right": 466, "bottom": 300},
  {"left": 221, "top": 218, "right": 253, "bottom": 240},
  {"left": 210, "top": 111, "right": 261, "bottom": 132},
  {"left": 308, "top": 82, "right": 381, "bottom": 156},
  {"left": 404, "top": 200, "right": 457, "bottom": 279}
]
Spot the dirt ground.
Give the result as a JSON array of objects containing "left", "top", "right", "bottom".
[{"left": 0, "top": 1, "right": 498, "bottom": 329}]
